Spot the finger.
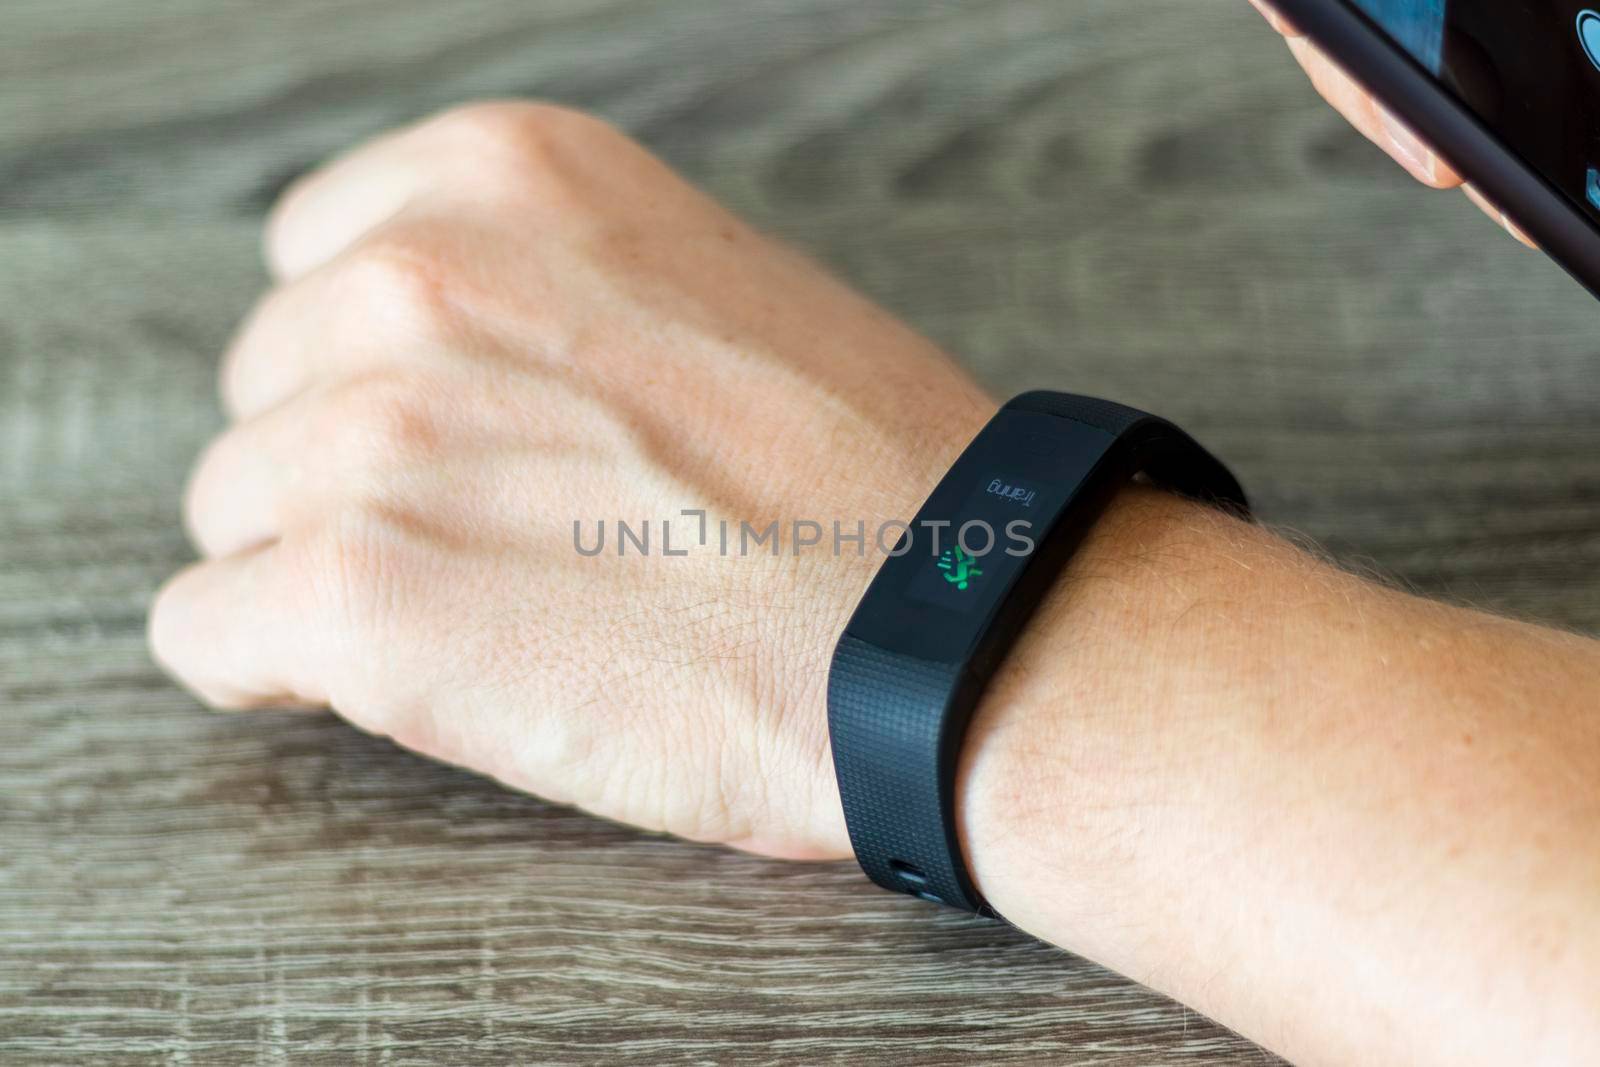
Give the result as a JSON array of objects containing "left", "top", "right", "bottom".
[
  {"left": 265, "top": 125, "right": 439, "bottom": 283},
  {"left": 183, "top": 393, "right": 315, "bottom": 558},
  {"left": 1273, "top": 27, "right": 1533, "bottom": 247},
  {"left": 1248, "top": 0, "right": 1300, "bottom": 37},
  {"left": 1285, "top": 36, "right": 1462, "bottom": 189},
  {"left": 189, "top": 367, "right": 462, "bottom": 560},
  {"left": 224, "top": 210, "right": 500, "bottom": 422},
  {"left": 220, "top": 261, "right": 346, "bottom": 421},
  {"left": 220, "top": 250, "right": 434, "bottom": 422},
  {"left": 1461, "top": 184, "right": 1539, "bottom": 249},
  {"left": 148, "top": 541, "right": 327, "bottom": 710},
  {"left": 264, "top": 102, "right": 554, "bottom": 283}
]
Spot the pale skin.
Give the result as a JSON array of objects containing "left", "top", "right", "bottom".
[{"left": 149, "top": 25, "right": 1597, "bottom": 1067}]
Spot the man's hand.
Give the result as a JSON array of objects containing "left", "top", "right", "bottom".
[
  {"left": 147, "top": 100, "right": 1600, "bottom": 1066},
  {"left": 148, "top": 101, "right": 993, "bottom": 862},
  {"left": 1247, "top": 0, "right": 1536, "bottom": 247}
]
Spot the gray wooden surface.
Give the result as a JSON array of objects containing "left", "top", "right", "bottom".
[{"left": 3, "top": 0, "right": 1598, "bottom": 1063}]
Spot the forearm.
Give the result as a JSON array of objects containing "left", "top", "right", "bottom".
[
  {"left": 959, "top": 488, "right": 1600, "bottom": 1066},
  {"left": 156, "top": 97, "right": 1594, "bottom": 1066}
]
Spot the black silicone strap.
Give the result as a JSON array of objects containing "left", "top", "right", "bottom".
[{"left": 827, "top": 392, "right": 1248, "bottom": 914}]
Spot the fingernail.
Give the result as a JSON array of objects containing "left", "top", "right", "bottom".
[
  {"left": 1503, "top": 212, "right": 1537, "bottom": 249},
  {"left": 1379, "top": 107, "right": 1436, "bottom": 183},
  {"left": 1247, "top": 0, "right": 1295, "bottom": 34}
]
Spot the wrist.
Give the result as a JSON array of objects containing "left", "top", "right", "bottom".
[{"left": 955, "top": 486, "right": 1264, "bottom": 939}]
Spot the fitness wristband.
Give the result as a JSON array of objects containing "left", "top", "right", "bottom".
[{"left": 826, "top": 391, "right": 1248, "bottom": 915}]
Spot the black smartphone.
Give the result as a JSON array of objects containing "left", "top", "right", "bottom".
[{"left": 1271, "top": 0, "right": 1600, "bottom": 301}]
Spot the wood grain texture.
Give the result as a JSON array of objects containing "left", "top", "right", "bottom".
[{"left": 3, "top": 0, "right": 1598, "bottom": 1062}]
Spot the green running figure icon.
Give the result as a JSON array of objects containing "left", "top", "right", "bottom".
[{"left": 936, "top": 546, "right": 983, "bottom": 590}]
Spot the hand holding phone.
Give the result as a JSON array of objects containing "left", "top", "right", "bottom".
[{"left": 1249, "top": 0, "right": 1537, "bottom": 247}]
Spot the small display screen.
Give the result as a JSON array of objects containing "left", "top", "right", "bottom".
[
  {"left": 842, "top": 407, "right": 1113, "bottom": 667},
  {"left": 903, "top": 473, "right": 1064, "bottom": 617},
  {"left": 1341, "top": 0, "right": 1600, "bottom": 221}
]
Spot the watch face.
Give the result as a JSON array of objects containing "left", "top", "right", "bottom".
[
  {"left": 843, "top": 408, "right": 1116, "bottom": 665},
  {"left": 903, "top": 472, "right": 1062, "bottom": 617}
]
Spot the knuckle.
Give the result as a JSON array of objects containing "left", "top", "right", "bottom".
[
  {"left": 432, "top": 99, "right": 599, "bottom": 152},
  {"left": 290, "top": 512, "right": 406, "bottom": 643},
  {"left": 335, "top": 239, "right": 459, "bottom": 342},
  {"left": 317, "top": 372, "right": 445, "bottom": 467},
  {"left": 427, "top": 100, "right": 618, "bottom": 187}
]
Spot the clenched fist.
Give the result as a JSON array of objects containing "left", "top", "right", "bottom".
[{"left": 149, "top": 102, "right": 993, "bottom": 861}]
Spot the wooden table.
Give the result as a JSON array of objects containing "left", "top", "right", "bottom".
[{"left": 4, "top": 1, "right": 1597, "bottom": 1062}]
